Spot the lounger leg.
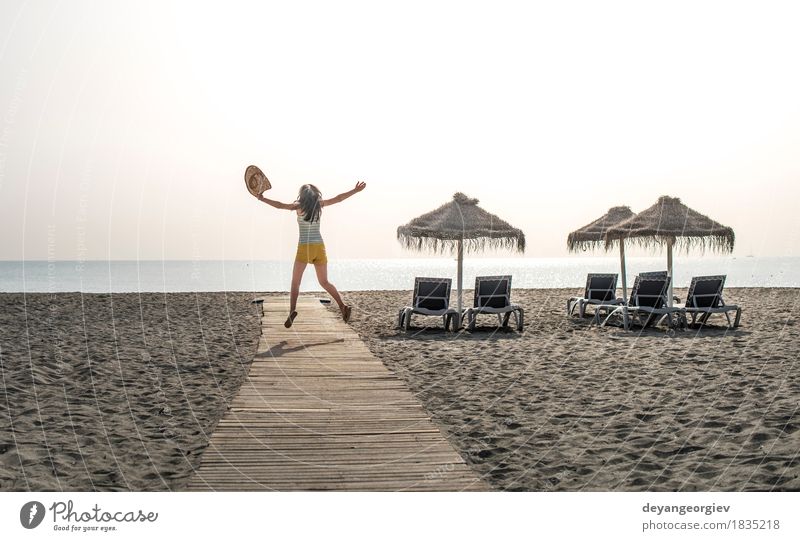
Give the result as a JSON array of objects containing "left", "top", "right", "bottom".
[
  {"left": 398, "top": 308, "right": 405, "bottom": 329},
  {"left": 516, "top": 308, "right": 524, "bottom": 331},
  {"left": 403, "top": 308, "right": 412, "bottom": 331},
  {"left": 595, "top": 307, "right": 610, "bottom": 327},
  {"left": 607, "top": 309, "right": 621, "bottom": 328},
  {"left": 600, "top": 307, "right": 619, "bottom": 328},
  {"left": 502, "top": 312, "right": 511, "bottom": 327},
  {"left": 734, "top": 308, "right": 741, "bottom": 328},
  {"left": 567, "top": 299, "right": 573, "bottom": 316}
]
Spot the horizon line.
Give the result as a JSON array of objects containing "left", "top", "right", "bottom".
[{"left": 0, "top": 255, "right": 776, "bottom": 263}]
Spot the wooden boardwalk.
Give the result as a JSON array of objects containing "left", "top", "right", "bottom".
[{"left": 186, "top": 297, "right": 486, "bottom": 491}]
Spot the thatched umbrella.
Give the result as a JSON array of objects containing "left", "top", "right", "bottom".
[
  {"left": 567, "top": 205, "right": 636, "bottom": 303},
  {"left": 604, "top": 195, "right": 735, "bottom": 307},
  {"left": 397, "top": 192, "right": 525, "bottom": 324}
]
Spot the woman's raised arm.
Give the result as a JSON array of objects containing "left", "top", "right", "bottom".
[
  {"left": 256, "top": 195, "right": 299, "bottom": 210},
  {"left": 322, "top": 181, "right": 366, "bottom": 207}
]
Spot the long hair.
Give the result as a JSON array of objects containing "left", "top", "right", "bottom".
[{"left": 296, "top": 184, "right": 322, "bottom": 222}]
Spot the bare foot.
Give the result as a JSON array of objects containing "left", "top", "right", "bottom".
[
  {"left": 284, "top": 311, "right": 298, "bottom": 328},
  {"left": 342, "top": 305, "right": 352, "bottom": 323}
]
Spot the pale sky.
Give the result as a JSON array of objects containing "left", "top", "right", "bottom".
[{"left": 1, "top": 0, "right": 799, "bottom": 261}]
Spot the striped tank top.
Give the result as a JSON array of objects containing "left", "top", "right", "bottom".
[{"left": 297, "top": 214, "right": 323, "bottom": 245}]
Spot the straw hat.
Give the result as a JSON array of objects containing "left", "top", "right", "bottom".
[{"left": 244, "top": 165, "right": 271, "bottom": 197}]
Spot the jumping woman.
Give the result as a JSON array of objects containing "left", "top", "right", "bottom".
[{"left": 257, "top": 181, "right": 366, "bottom": 327}]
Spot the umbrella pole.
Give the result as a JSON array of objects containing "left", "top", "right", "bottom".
[
  {"left": 667, "top": 238, "right": 674, "bottom": 308},
  {"left": 456, "top": 239, "right": 463, "bottom": 329},
  {"left": 619, "top": 241, "right": 628, "bottom": 301},
  {"left": 619, "top": 241, "right": 629, "bottom": 330}
]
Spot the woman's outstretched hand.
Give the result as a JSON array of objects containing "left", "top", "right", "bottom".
[{"left": 320, "top": 182, "right": 366, "bottom": 207}]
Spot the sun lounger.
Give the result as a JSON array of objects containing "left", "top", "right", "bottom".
[
  {"left": 567, "top": 273, "right": 621, "bottom": 317},
  {"left": 463, "top": 275, "right": 524, "bottom": 332},
  {"left": 679, "top": 275, "right": 741, "bottom": 329},
  {"left": 593, "top": 274, "right": 683, "bottom": 329},
  {"left": 637, "top": 270, "right": 682, "bottom": 304},
  {"left": 398, "top": 277, "right": 459, "bottom": 331}
]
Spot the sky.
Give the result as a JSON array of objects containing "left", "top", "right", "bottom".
[{"left": 1, "top": 0, "right": 799, "bottom": 261}]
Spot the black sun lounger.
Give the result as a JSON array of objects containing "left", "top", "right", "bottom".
[
  {"left": 592, "top": 274, "right": 682, "bottom": 330},
  {"left": 398, "top": 277, "right": 459, "bottom": 331},
  {"left": 567, "top": 273, "right": 621, "bottom": 318},
  {"left": 463, "top": 275, "right": 524, "bottom": 332},
  {"left": 680, "top": 275, "right": 741, "bottom": 329}
]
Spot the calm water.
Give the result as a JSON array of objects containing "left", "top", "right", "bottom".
[{"left": 0, "top": 257, "right": 796, "bottom": 293}]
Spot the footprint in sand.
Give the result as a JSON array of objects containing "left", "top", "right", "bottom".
[{"left": 749, "top": 432, "right": 774, "bottom": 444}]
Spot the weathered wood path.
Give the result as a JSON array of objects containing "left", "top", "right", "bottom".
[{"left": 186, "top": 297, "right": 485, "bottom": 491}]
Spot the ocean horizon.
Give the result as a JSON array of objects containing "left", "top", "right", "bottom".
[{"left": 0, "top": 256, "right": 797, "bottom": 293}]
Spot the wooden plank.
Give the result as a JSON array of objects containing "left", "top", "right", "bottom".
[{"left": 185, "top": 297, "right": 486, "bottom": 491}]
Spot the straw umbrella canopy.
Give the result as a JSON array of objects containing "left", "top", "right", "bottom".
[
  {"left": 397, "top": 192, "right": 526, "bottom": 324},
  {"left": 567, "top": 205, "right": 636, "bottom": 303},
  {"left": 604, "top": 195, "right": 735, "bottom": 306}
]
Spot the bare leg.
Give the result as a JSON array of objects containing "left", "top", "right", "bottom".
[
  {"left": 289, "top": 260, "right": 307, "bottom": 315},
  {"left": 314, "top": 263, "right": 346, "bottom": 312}
]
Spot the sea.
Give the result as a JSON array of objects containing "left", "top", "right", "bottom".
[{"left": 0, "top": 257, "right": 796, "bottom": 293}]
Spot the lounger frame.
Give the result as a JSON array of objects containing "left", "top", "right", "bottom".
[
  {"left": 567, "top": 273, "right": 620, "bottom": 317},
  {"left": 398, "top": 277, "right": 459, "bottom": 331},
  {"left": 592, "top": 275, "right": 683, "bottom": 330},
  {"left": 681, "top": 275, "right": 741, "bottom": 329},
  {"left": 463, "top": 275, "right": 524, "bottom": 332}
]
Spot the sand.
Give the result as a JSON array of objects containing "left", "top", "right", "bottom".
[
  {"left": 0, "top": 293, "right": 260, "bottom": 491},
  {"left": 338, "top": 288, "right": 800, "bottom": 491},
  {"left": 1, "top": 288, "right": 798, "bottom": 492}
]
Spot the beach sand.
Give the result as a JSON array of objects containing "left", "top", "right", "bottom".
[
  {"left": 1, "top": 289, "right": 798, "bottom": 491},
  {"left": 0, "top": 292, "right": 260, "bottom": 491},
  {"left": 338, "top": 288, "right": 800, "bottom": 491}
]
